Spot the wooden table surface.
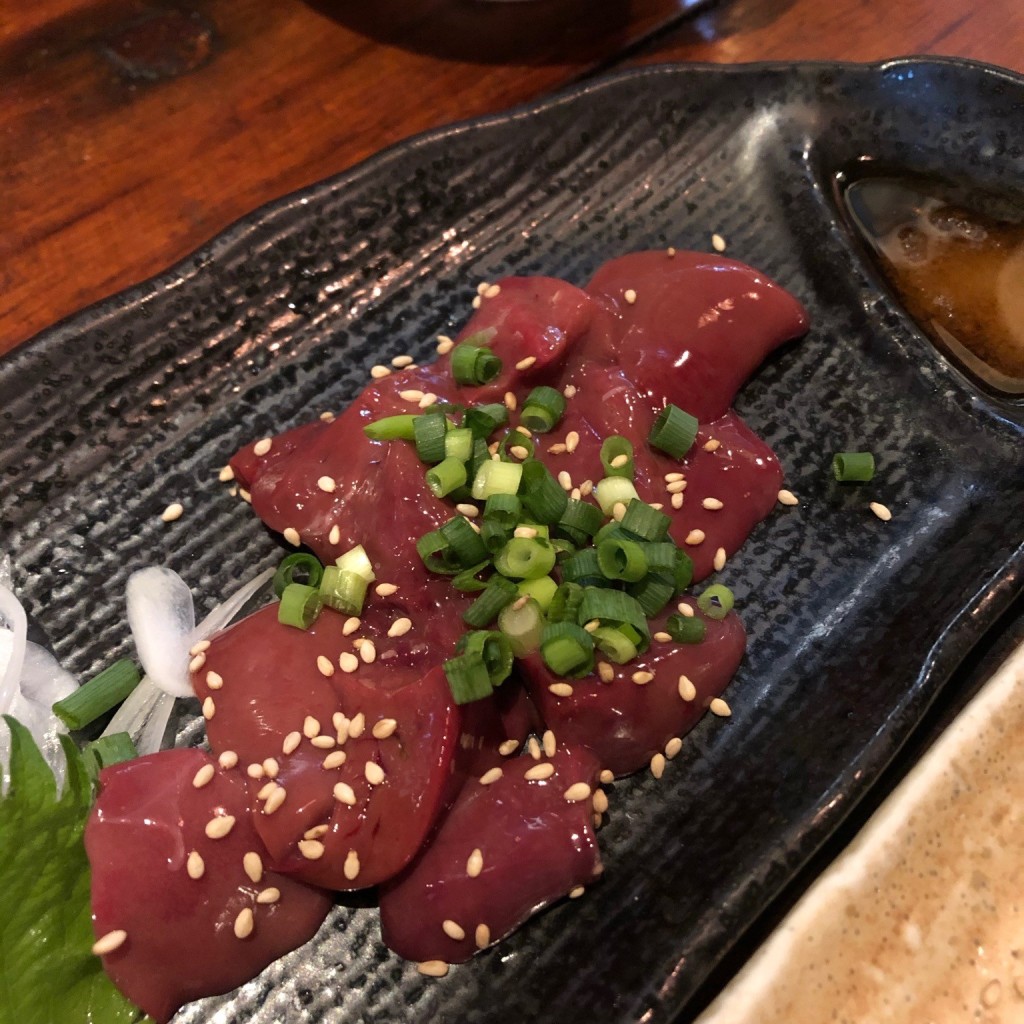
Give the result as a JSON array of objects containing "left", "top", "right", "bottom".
[{"left": 4, "top": 0, "right": 1023, "bottom": 354}]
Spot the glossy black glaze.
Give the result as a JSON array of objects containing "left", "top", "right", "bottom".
[{"left": 1, "top": 59, "right": 1022, "bottom": 1024}]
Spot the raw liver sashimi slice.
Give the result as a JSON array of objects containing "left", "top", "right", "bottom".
[
  {"left": 520, "top": 601, "right": 746, "bottom": 777},
  {"left": 379, "top": 745, "right": 603, "bottom": 964},
  {"left": 85, "top": 749, "right": 332, "bottom": 1024}
]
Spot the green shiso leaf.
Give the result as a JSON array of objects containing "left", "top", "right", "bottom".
[{"left": 0, "top": 716, "right": 146, "bottom": 1024}]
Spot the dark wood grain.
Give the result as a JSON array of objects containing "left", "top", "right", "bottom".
[{"left": 3, "top": 0, "right": 1023, "bottom": 353}]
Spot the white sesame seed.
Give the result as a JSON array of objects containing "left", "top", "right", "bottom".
[
  {"left": 477, "top": 281, "right": 490, "bottom": 295},
  {"left": 254, "top": 437, "right": 273, "bottom": 456},
  {"left": 257, "top": 887, "right": 281, "bottom": 905},
  {"left": 205, "top": 670, "right": 223, "bottom": 690},
  {"left": 677, "top": 602, "right": 695, "bottom": 617},
  {"left": 570, "top": 487, "right": 582, "bottom": 501},
  {"left": 665, "top": 737, "right": 683, "bottom": 759},
  {"left": 678, "top": 675, "right": 697, "bottom": 701},
  {"left": 524, "top": 762, "right": 555, "bottom": 781},
  {"left": 388, "top": 617, "right": 412, "bottom": 638},
  {"left": 870, "top": 501, "right": 892, "bottom": 521},
  {"left": 466, "top": 848, "right": 484, "bottom": 877},
  {"left": 599, "top": 768, "right": 615, "bottom": 784},
  {"left": 319, "top": 411, "right": 335, "bottom": 422},
  {"left": 484, "top": 283, "right": 502, "bottom": 299},
  {"left": 455, "top": 503, "right": 479, "bottom": 518},
  {"left": 685, "top": 529, "right": 706, "bottom": 545},
  {"left": 391, "top": 354, "right": 414, "bottom": 368},
  {"left": 257, "top": 781, "right": 277, "bottom": 800},
  {"left": 316, "top": 654, "right": 335, "bottom": 677},
  {"left": 349, "top": 712, "right": 366, "bottom": 738},
  {"left": 238, "top": 488, "right": 252, "bottom": 504},
  {"left": 557, "top": 470, "right": 572, "bottom": 490},
  {"left": 702, "top": 497, "right": 724, "bottom": 510},
  {"left": 246, "top": 762, "right": 264, "bottom": 780},
  {"left": 360, "top": 641, "right": 377, "bottom": 664},
  {"left": 218, "top": 750, "right": 238, "bottom": 769},
  {"left": 515, "top": 425, "right": 532, "bottom": 437},
  {"left": 370, "top": 364, "right": 392, "bottom": 379},
  {"left": 365, "top": 761, "right": 385, "bottom": 786},
  {"left": 375, "top": 582, "right": 399, "bottom": 597},
  {"left": 514, "top": 525, "right": 538, "bottom": 539},
  {"left": 563, "top": 384, "right": 577, "bottom": 398},
  {"left": 665, "top": 472, "right": 684, "bottom": 482},
  {"left": 92, "top": 929, "right": 128, "bottom": 956},
  {"left": 283, "top": 527, "right": 301, "bottom": 547},
  {"left": 504, "top": 391, "right": 517, "bottom": 410},
  {"left": 202, "top": 696, "right": 215, "bottom": 720},
  {"left": 234, "top": 907, "right": 255, "bottom": 940},
  {"left": 372, "top": 718, "right": 398, "bottom": 740},
  {"left": 653, "top": 631, "right": 672, "bottom": 643},
  {"left": 342, "top": 616, "right": 361, "bottom": 635},
  {"left": 323, "top": 750, "right": 347, "bottom": 770},
  {"left": 565, "top": 430, "right": 580, "bottom": 453},
  {"left": 542, "top": 730, "right": 556, "bottom": 758},
  {"left": 317, "top": 475, "right": 336, "bottom": 493},
  {"left": 582, "top": 619, "right": 600, "bottom": 633},
  {"left": 263, "top": 786, "right": 287, "bottom": 815},
  {"left": 509, "top": 445, "right": 530, "bottom": 460},
  {"left": 205, "top": 814, "right": 236, "bottom": 840},
  {"left": 650, "top": 753, "right": 666, "bottom": 779},
  {"left": 703, "top": 438, "right": 721, "bottom": 452},
  {"left": 339, "top": 652, "right": 359, "bottom": 673},
  {"left": 548, "top": 682, "right": 574, "bottom": 698},
  {"left": 479, "top": 766, "right": 503, "bottom": 785},
  {"left": 219, "top": 464, "right": 235, "bottom": 482},
  {"left": 334, "top": 781, "right": 357, "bottom": 805},
  {"left": 609, "top": 454, "right": 629, "bottom": 469},
  {"left": 399, "top": 389, "right": 424, "bottom": 403},
  {"left": 437, "top": 336, "right": 454, "bottom": 355},
  {"left": 528, "top": 736, "right": 541, "bottom": 760},
  {"left": 298, "top": 840, "right": 325, "bottom": 860},
  {"left": 713, "top": 547, "right": 727, "bottom": 571},
  {"left": 580, "top": 479, "right": 594, "bottom": 496},
  {"left": 418, "top": 960, "right": 449, "bottom": 978},
  {"left": 624, "top": 288, "right": 637, "bottom": 305},
  {"left": 192, "top": 763, "right": 215, "bottom": 789},
  {"left": 498, "top": 739, "right": 519, "bottom": 756},
  {"left": 442, "top": 919, "right": 466, "bottom": 941},
  {"left": 666, "top": 480, "right": 686, "bottom": 494},
  {"left": 548, "top": 442, "right": 567, "bottom": 454},
  {"left": 593, "top": 788, "right": 609, "bottom": 814},
  {"left": 612, "top": 502, "right": 627, "bottom": 522},
  {"left": 563, "top": 782, "right": 592, "bottom": 803},
  {"left": 710, "top": 697, "right": 732, "bottom": 717},
  {"left": 419, "top": 393, "right": 439, "bottom": 409},
  {"left": 778, "top": 489, "right": 799, "bottom": 506},
  {"left": 189, "top": 652, "right": 207, "bottom": 675},
  {"left": 569, "top": 885, "right": 586, "bottom": 899},
  {"left": 671, "top": 492, "right": 684, "bottom": 510},
  {"left": 282, "top": 731, "right": 301, "bottom": 755},
  {"left": 310, "top": 735, "right": 336, "bottom": 749},
  {"left": 515, "top": 356, "right": 537, "bottom": 371},
  {"left": 597, "top": 661, "right": 615, "bottom": 683},
  {"left": 189, "top": 639, "right": 211, "bottom": 656},
  {"left": 511, "top": 595, "right": 529, "bottom": 611},
  {"left": 329, "top": 524, "right": 341, "bottom": 545},
  {"left": 333, "top": 711, "right": 348, "bottom": 736},
  {"left": 186, "top": 850, "right": 205, "bottom": 879},
  {"left": 262, "top": 756, "right": 280, "bottom": 776},
  {"left": 631, "top": 670, "right": 654, "bottom": 685}
]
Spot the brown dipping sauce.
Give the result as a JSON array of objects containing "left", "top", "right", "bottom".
[{"left": 841, "top": 172, "right": 1024, "bottom": 395}]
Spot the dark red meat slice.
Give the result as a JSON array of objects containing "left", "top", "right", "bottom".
[
  {"left": 519, "top": 600, "right": 746, "bottom": 777},
  {"left": 193, "top": 603, "right": 532, "bottom": 889},
  {"left": 85, "top": 748, "right": 332, "bottom": 1024},
  {"left": 583, "top": 249, "right": 809, "bottom": 421},
  {"left": 379, "top": 745, "right": 603, "bottom": 964}
]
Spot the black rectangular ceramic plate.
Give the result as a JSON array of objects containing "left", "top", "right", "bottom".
[{"left": 2, "top": 58, "right": 1023, "bottom": 1024}]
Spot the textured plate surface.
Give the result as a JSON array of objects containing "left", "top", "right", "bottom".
[{"left": 2, "top": 58, "right": 1023, "bottom": 1024}]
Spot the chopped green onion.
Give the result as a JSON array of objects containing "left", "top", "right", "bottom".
[
  {"left": 451, "top": 343, "right": 502, "bottom": 386},
  {"left": 595, "top": 476, "right": 640, "bottom": 516},
  {"left": 318, "top": 568, "right": 368, "bottom": 616},
  {"left": 439, "top": 516, "right": 489, "bottom": 567},
  {"left": 519, "top": 460, "right": 568, "bottom": 524},
  {"left": 417, "top": 530, "right": 463, "bottom": 575},
  {"left": 597, "top": 538, "right": 648, "bottom": 582},
  {"left": 498, "top": 597, "right": 545, "bottom": 657},
  {"left": 452, "top": 561, "right": 492, "bottom": 592},
  {"left": 444, "top": 427, "right": 474, "bottom": 463},
  {"left": 666, "top": 613, "right": 706, "bottom": 643},
  {"left": 576, "top": 588, "right": 649, "bottom": 640},
  {"left": 626, "top": 572, "right": 675, "bottom": 617},
  {"left": 83, "top": 733, "right": 139, "bottom": 779},
  {"left": 481, "top": 518, "right": 514, "bottom": 554},
  {"left": 520, "top": 386, "right": 567, "bottom": 433},
  {"left": 551, "top": 537, "right": 577, "bottom": 559},
  {"left": 560, "top": 548, "right": 605, "bottom": 586},
  {"left": 363, "top": 414, "right": 417, "bottom": 441},
  {"left": 426, "top": 457, "right": 468, "bottom": 498},
  {"left": 443, "top": 652, "right": 495, "bottom": 704},
  {"left": 516, "top": 575, "right": 558, "bottom": 611},
  {"left": 649, "top": 404, "right": 699, "bottom": 458},
  {"left": 52, "top": 659, "right": 141, "bottom": 731},
  {"left": 466, "top": 436, "right": 492, "bottom": 480},
  {"left": 672, "top": 549, "right": 695, "bottom": 594},
  {"left": 471, "top": 459, "right": 523, "bottom": 501},
  {"left": 278, "top": 583, "right": 324, "bottom": 629},
  {"left": 593, "top": 521, "right": 632, "bottom": 546},
  {"left": 556, "top": 499, "right": 604, "bottom": 545},
  {"left": 413, "top": 412, "right": 450, "bottom": 464},
  {"left": 272, "top": 553, "right": 325, "bottom": 598},
  {"left": 832, "top": 451, "right": 875, "bottom": 482},
  {"left": 548, "top": 581, "right": 584, "bottom": 623},
  {"left": 600, "top": 436, "right": 634, "bottom": 478},
  {"left": 456, "top": 629, "right": 514, "bottom": 687},
  {"left": 697, "top": 584, "right": 735, "bottom": 620},
  {"left": 463, "top": 576, "right": 519, "bottom": 628},
  {"left": 620, "top": 499, "right": 671, "bottom": 542},
  {"left": 541, "top": 622, "right": 595, "bottom": 677},
  {"left": 464, "top": 402, "right": 509, "bottom": 438},
  {"left": 591, "top": 625, "right": 638, "bottom": 664},
  {"left": 637, "top": 541, "right": 678, "bottom": 575},
  {"left": 335, "top": 544, "right": 376, "bottom": 583},
  {"left": 494, "top": 537, "right": 557, "bottom": 580}
]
